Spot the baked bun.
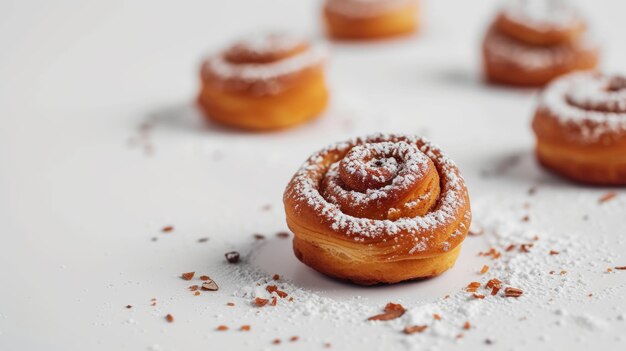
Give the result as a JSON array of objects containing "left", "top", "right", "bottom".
[
  {"left": 482, "top": 0, "right": 599, "bottom": 87},
  {"left": 323, "top": 0, "right": 419, "bottom": 40},
  {"left": 532, "top": 72, "right": 626, "bottom": 185},
  {"left": 283, "top": 134, "right": 471, "bottom": 285},
  {"left": 198, "top": 33, "right": 329, "bottom": 130}
]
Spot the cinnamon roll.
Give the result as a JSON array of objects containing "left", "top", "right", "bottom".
[
  {"left": 197, "top": 33, "right": 329, "bottom": 130},
  {"left": 482, "top": 0, "right": 599, "bottom": 87},
  {"left": 532, "top": 72, "right": 626, "bottom": 185},
  {"left": 283, "top": 134, "right": 471, "bottom": 285},
  {"left": 323, "top": 0, "right": 419, "bottom": 40}
]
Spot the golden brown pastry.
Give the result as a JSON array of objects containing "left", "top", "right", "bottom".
[
  {"left": 197, "top": 33, "right": 329, "bottom": 130},
  {"left": 482, "top": 0, "right": 599, "bottom": 87},
  {"left": 323, "top": 0, "right": 419, "bottom": 40},
  {"left": 283, "top": 134, "right": 471, "bottom": 285},
  {"left": 532, "top": 72, "right": 626, "bottom": 185}
]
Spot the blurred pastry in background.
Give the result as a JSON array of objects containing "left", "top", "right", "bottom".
[
  {"left": 323, "top": 0, "right": 419, "bottom": 40},
  {"left": 532, "top": 72, "right": 626, "bottom": 185},
  {"left": 197, "top": 33, "right": 329, "bottom": 130},
  {"left": 482, "top": 0, "right": 599, "bottom": 87}
]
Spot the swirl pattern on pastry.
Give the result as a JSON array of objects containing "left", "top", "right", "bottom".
[
  {"left": 482, "top": 0, "right": 599, "bottom": 87},
  {"left": 323, "top": 0, "right": 419, "bottom": 40},
  {"left": 198, "top": 33, "right": 329, "bottom": 130},
  {"left": 283, "top": 134, "right": 471, "bottom": 285},
  {"left": 532, "top": 72, "right": 626, "bottom": 184}
]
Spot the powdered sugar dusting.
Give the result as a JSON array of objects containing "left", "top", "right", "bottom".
[
  {"left": 502, "top": 0, "right": 580, "bottom": 30},
  {"left": 483, "top": 26, "right": 597, "bottom": 70},
  {"left": 232, "top": 198, "right": 619, "bottom": 350},
  {"left": 484, "top": 0, "right": 598, "bottom": 72},
  {"left": 539, "top": 72, "right": 626, "bottom": 141},
  {"left": 566, "top": 75, "right": 626, "bottom": 113},
  {"left": 393, "top": 201, "right": 615, "bottom": 349},
  {"left": 234, "top": 275, "right": 369, "bottom": 323},
  {"left": 202, "top": 33, "right": 327, "bottom": 95},
  {"left": 206, "top": 47, "right": 324, "bottom": 81},
  {"left": 323, "top": 141, "right": 432, "bottom": 210},
  {"left": 285, "top": 134, "right": 468, "bottom": 240},
  {"left": 227, "top": 32, "right": 304, "bottom": 57}
]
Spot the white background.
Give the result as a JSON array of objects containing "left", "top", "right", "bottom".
[{"left": 1, "top": 0, "right": 625, "bottom": 350}]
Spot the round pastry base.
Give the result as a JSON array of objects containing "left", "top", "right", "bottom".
[
  {"left": 323, "top": 6, "right": 418, "bottom": 41},
  {"left": 198, "top": 70, "right": 328, "bottom": 131},
  {"left": 536, "top": 141, "right": 626, "bottom": 185},
  {"left": 292, "top": 237, "right": 462, "bottom": 285}
]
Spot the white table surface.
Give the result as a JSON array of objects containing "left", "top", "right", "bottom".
[{"left": 1, "top": 1, "right": 626, "bottom": 350}]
